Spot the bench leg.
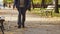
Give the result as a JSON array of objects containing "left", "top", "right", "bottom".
[
  {"left": 45, "top": 11, "right": 53, "bottom": 17},
  {"left": 45, "top": 11, "right": 48, "bottom": 16},
  {"left": 51, "top": 11, "right": 52, "bottom": 17}
]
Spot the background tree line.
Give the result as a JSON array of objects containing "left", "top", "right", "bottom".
[{"left": 3, "top": 0, "right": 60, "bottom": 13}]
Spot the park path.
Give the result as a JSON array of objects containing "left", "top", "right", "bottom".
[{"left": 0, "top": 8, "right": 60, "bottom": 34}]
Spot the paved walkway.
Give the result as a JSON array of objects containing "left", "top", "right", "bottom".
[{"left": 0, "top": 9, "right": 60, "bottom": 34}]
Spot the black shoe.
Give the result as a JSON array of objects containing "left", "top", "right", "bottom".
[
  {"left": 18, "top": 26, "right": 21, "bottom": 28},
  {"left": 22, "top": 25, "right": 25, "bottom": 28}
]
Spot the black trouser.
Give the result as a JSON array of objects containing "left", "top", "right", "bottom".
[{"left": 17, "top": 7, "right": 26, "bottom": 27}]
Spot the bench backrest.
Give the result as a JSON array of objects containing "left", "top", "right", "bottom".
[{"left": 46, "top": 5, "right": 55, "bottom": 10}]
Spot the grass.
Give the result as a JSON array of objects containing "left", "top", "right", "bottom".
[
  {"left": 53, "top": 13, "right": 60, "bottom": 17},
  {"left": 30, "top": 8, "right": 60, "bottom": 17}
]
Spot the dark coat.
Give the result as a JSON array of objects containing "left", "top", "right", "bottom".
[{"left": 13, "top": 0, "right": 30, "bottom": 10}]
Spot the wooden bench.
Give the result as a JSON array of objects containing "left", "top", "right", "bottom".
[
  {"left": 43, "top": 5, "right": 55, "bottom": 17},
  {"left": 0, "top": 16, "right": 5, "bottom": 34}
]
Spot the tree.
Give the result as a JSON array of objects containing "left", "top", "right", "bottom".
[
  {"left": 31, "top": 0, "right": 34, "bottom": 9},
  {"left": 55, "top": 0, "right": 59, "bottom": 13},
  {"left": 41, "top": 0, "right": 45, "bottom": 8}
]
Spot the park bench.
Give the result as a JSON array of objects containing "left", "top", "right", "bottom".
[
  {"left": 0, "top": 16, "right": 5, "bottom": 34},
  {"left": 41, "top": 5, "right": 55, "bottom": 17}
]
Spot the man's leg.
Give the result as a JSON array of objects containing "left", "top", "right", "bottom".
[
  {"left": 17, "top": 8, "right": 21, "bottom": 28},
  {"left": 21, "top": 8, "right": 26, "bottom": 28}
]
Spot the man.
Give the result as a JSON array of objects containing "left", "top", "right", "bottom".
[{"left": 13, "top": 0, "right": 30, "bottom": 28}]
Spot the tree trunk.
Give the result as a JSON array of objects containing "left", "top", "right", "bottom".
[
  {"left": 55, "top": 0, "right": 59, "bottom": 13},
  {"left": 31, "top": 0, "right": 34, "bottom": 9},
  {"left": 41, "top": 0, "right": 45, "bottom": 8}
]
